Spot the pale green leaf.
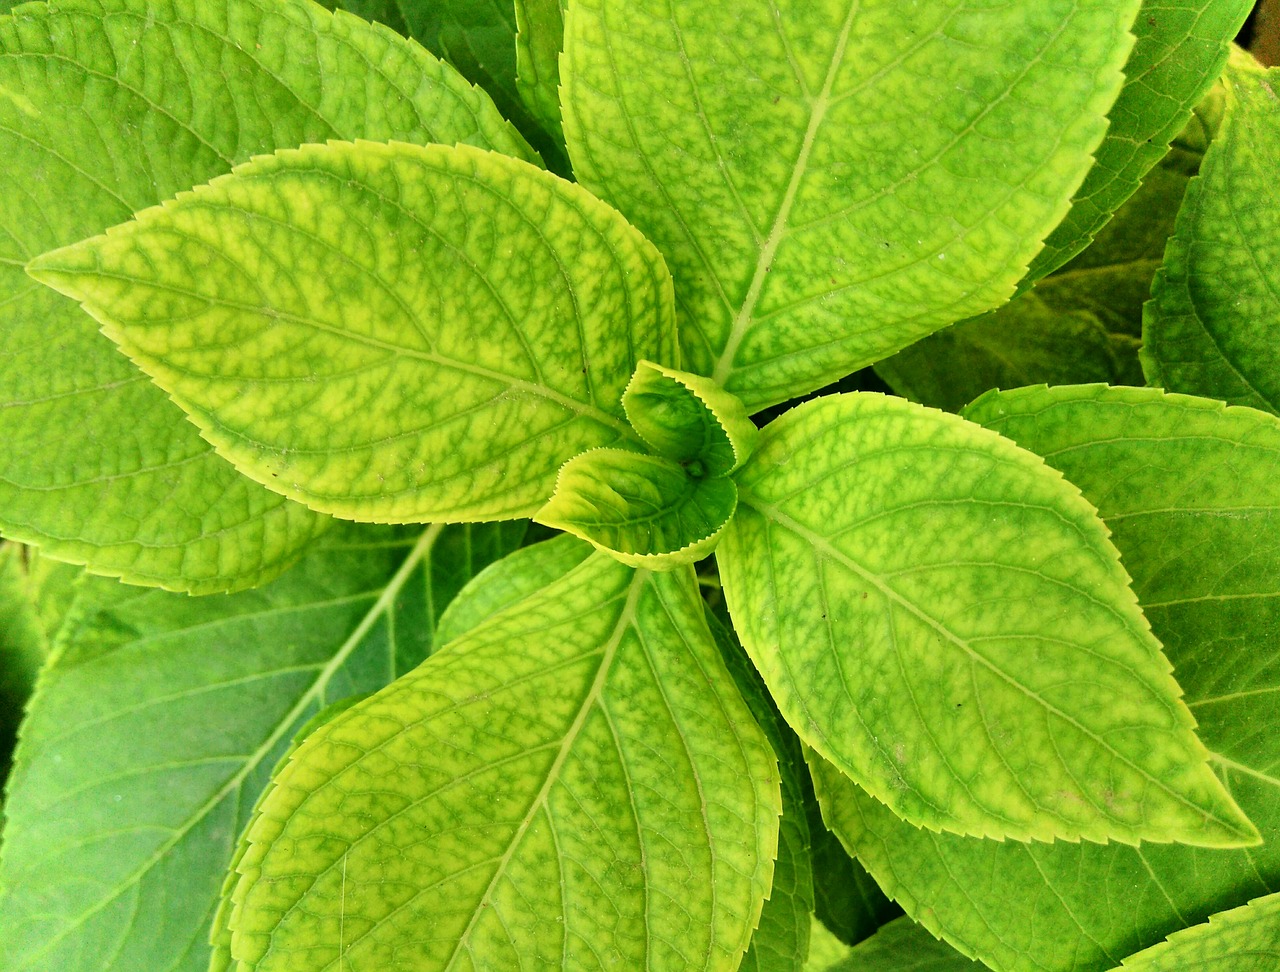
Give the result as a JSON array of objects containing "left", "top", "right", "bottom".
[
  {"left": 515, "top": 0, "right": 567, "bottom": 147},
  {"left": 29, "top": 140, "right": 676, "bottom": 524},
  {"left": 708, "top": 609, "right": 815, "bottom": 972},
  {"left": 718, "top": 391, "right": 1254, "bottom": 845},
  {"left": 804, "top": 919, "right": 852, "bottom": 971},
  {"left": 802, "top": 383, "right": 1280, "bottom": 972},
  {"left": 0, "top": 521, "right": 524, "bottom": 972},
  {"left": 1027, "top": 0, "right": 1251, "bottom": 279},
  {"left": 226, "top": 556, "right": 781, "bottom": 972},
  {"left": 537, "top": 449, "right": 738, "bottom": 568},
  {"left": 562, "top": 0, "right": 1140, "bottom": 412},
  {"left": 435, "top": 533, "right": 594, "bottom": 646},
  {"left": 0, "top": 0, "right": 535, "bottom": 592},
  {"left": 1113, "top": 892, "right": 1280, "bottom": 971},
  {"left": 324, "top": 0, "right": 570, "bottom": 171},
  {"left": 1143, "top": 60, "right": 1280, "bottom": 411},
  {"left": 623, "top": 361, "right": 759, "bottom": 476}
]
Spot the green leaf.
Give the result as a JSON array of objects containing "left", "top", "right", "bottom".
[
  {"left": 0, "top": 0, "right": 535, "bottom": 592},
  {"left": 29, "top": 140, "right": 676, "bottom": 524},
  {"left": 515, "top": 0, "right": 567, "bottom": 147},
  {"left": 802, "top": 383, "right": 1280, "bottom": 972},
  {"left": 1027, "top": 0, "right": 1251, "bottom": 280},
  {"left": 225, "top": 556, "right": 781, "bottom": 971},
  {"left": 823, "top": 917, "right": 979, "bottom": 972},
  {"left": 322, "top": 0, "right": 570, "bottom": 171},
  {"left": 0, "top": 521, "right": 524, "bottom": 972},
  {"left": 1112, "top": 892, "right": 1280, "bottom": 970},
  {"left": 718, "top": 391, "right": 1254, "bottom": 845},
  {"left": 436, "top": 533, "right": 594, "bottom": 646},
  {"left": 0, "top": 544, "right": 45, "bottom": 789},
  {"left": 873, "top": 300, "right": 1128, "bottom": 414},
  {"left": 804, "top": 919, "right": 852, "bottom": 971},
  {"left": 1143, "top": 59, "right": 1280, "bottom": 412},
  {"left": 803, "top": 768, "right": 899, "bottom": 946},
  {"left": 536, "top": 449, "right": 738, "bottom": 568},
  {"left": 623, "top": 361, "right": 759, "bottom": 476},
  {"left": 208, "top": 693, "right": 372, "bottom": 972},
  {"left": 707, "top": 609, "right": 815, "bottom": 972},
  {"left": 561, "top": 0, "right": 1141, "bottom": 412},
  {"left": 874, "top": 134, "right": 1210, "bottom": 412}
]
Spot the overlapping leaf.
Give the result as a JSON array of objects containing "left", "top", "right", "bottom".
[
  {"left": 1, "top": 0, "right": 538, "bottom": 591},
  {"left": 1112, "top": 892, "right": 1280, "bottom": 970},
  {"left": 515, "top": 0, "right": 568, "bottom": 149},
  {"left": 1027, "top": 0, "right": 1251, "bottom": 279},
  {"left": 0, "top": 522, "right": 523, "bottom": 972},
  {"left": 0, "top": 545, "right": 44, "bottom": 788},
  {"left": 537, "top": 449, "right": 738, "bottom": 568},
  {"left": 1143, "top": 59, "right": 1280, "bottom": 411},
  {"left": 821, "top": 917, "right": 978, "bottom": 972},
  {"left": 707, "top": 609, "right": 815, "bottom": 972},
  {"left": 324, "top": 0, "right": 569, "bottom": 170},
  {"left": 718, "top": 391, "right": 1254, "bottom": 845},
  {"left": 30, "top": 141, "right": 676, "bottom": 523},
  {"left": 224, "top": 555, "right": 780, "bottom": 971},
  {"left": 562, "top": 0, "right": 1141, "bottom": 411},
  {"left": 803, "top": 384, "right": 1280, "bottom": 972}
]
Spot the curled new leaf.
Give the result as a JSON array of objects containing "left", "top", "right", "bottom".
[
  {"left": 623, "top": 361, "right": 759, "bottom": 476},
  {"left": 536, "top": 449, "right": 738, "bottom": 568},
  {"left": 718, "top": 392, "right": 1255, "bottom": 846},
  {"left": 29, "top": 141, "right": 677, "bottom": 524}
]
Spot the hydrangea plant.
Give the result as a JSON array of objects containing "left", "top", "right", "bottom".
[{"left": 0, "top": 0, "right": 1278, "bottom": 970}]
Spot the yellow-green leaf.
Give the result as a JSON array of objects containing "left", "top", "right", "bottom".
[
  {"left": 226, "top": 556, "right": 781, "bottom": 971},
  {"left": 29, "top": 141, "right": 676, "bottom": 524},
  {"left": 718, "top": 392, "right": 1254, "bottom": 845},
  {"left": 562, "top": 0, "right": 1141, "bottom": 411}
]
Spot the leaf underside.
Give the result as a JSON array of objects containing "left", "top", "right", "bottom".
[
  {"left": 562, "top": 0, "right": 1141, "bottom": 411},
  {"left": 719, "top": 391, "right": 1253, "bottom": 845},
  {"left": 0, "top": 0, "right": 534, "bottom": 591},
  {"left": 29, "top": 140, "right": 676, "bottom": 524},
  {"left": 226, "top": 555, "right": 781, "bottom": 972},
  {"left": 804, "top": 384, "right": 1280, "bottom": 972}
]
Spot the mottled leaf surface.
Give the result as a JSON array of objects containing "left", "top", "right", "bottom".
[
  {"left": 1028, "top": 0, "right": 1251, "bottom": 279},
  {"left": 0, "top": 522, "right": 523, "bottom": 972},
  {"left": 804, "top": 384, "right": 1280, "bottom": 972},
  {"left": 1, "top": 0, "right": 532, "bottom": 591},
  {"left": 31, "top": 141, "right": 675, "bottom": 523},
  {"left": 1144, "top": 60, "right": 1280, "bottom": 411},
  {"left": 875, "top": 139, "right": 1208, "bottom": 411},
  {"left": 718, "top": 392, "right": 1252, "bottom": 845},
  {"left": 1113, "top": 892, "right": 1280, "bottom": 970},
  {"left": 623, "top": 361, "right": 759, "bottom": 476},
  {"left": 562, "top": 0, "right": 1140, "bottom": 411},
  {"left": 537, "top": 449, "right": 738, "bottom": 568},
  {"left": 226, "top": 557, "right": 781, "bottom": 972}
]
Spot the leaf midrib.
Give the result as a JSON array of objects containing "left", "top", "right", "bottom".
[
  {"left": 439, "top": 567, "right": 647, "bottom": 970},
  {"left": 709, "top": 2, "right": 859, "bottom": 389},
  {"left": 68, "top": 269, "right": 637, "bottom": 444},
  {"left": 5, "top": 524, "right": 445, "bottom": 971},
  {"left": 744, "top": 497, "right": 1243, "bottom": 837}
]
